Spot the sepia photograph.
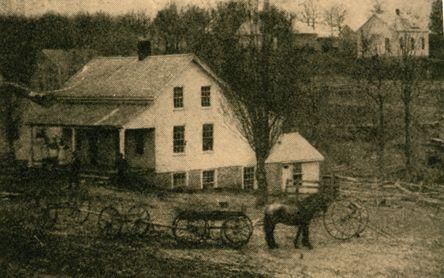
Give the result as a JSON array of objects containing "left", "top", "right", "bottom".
[{"left": 0, "top": 0, "right": 443, "bottom": 277}]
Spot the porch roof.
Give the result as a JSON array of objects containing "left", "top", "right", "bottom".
[
  {"left": 26, "top": 103, "right": 149, "bottom": 127},
  {"left": 267, "top": 132, "right": 324, "bottom": 164}
]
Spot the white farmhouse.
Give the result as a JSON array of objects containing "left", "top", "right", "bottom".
[
  {"left": 19, "top": 41, "right": 323, "bottom": 193},
  {"left": 357, "top": 9, "right": 429, "bottom": 57}
]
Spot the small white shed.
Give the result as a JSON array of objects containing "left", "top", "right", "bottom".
[{"left": 267, "top": 132, "right": 324, "bottom": 193}]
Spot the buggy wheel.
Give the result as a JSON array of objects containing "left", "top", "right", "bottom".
[
  {"left": 98, "top": 206, "right": 122, "bottom": 237},
  {"left": 69, "top": 200, "right": 92, "bottom": 224},
  {"left": 172, "top": 217, "right": 207, "bottom": 244},
  {"left": 221, "top": 215, "right": 253, "bottom": 248},
  {"left": 323, "top": 200, "right": 365, "bottom": 240},
  {"left": 127, "top": 205, "right": 152, "bottom": 236}
]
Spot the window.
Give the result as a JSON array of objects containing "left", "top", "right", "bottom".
[
  {"left": 173, "top": 87, "right": 183, "bottom": 108},
  {"left": 243, "top": 167, "right": 255, "bottom": 190},
  {"left": 35, "top": 128, "right": 45, "bottom": 139},
  {"left": 201, "top": 86, "right": 211, "bottom": 107},
  {"left": 293, "top": 163, "right": 302, "bottom": 186},
  {"left": 135, "top": 130, "right": 145, "bottom": 155},
  {"left": 202, "top": 124, "right": 213, "bottom": 151},
  {"left": 420, "top": 37, "right": 425, "bottom": 50},
  {"left": 410, "top": 37, "right": 415, "bottom": 49},
  {"left": 202, "top": 170, "right": 215, "bottom": 189},
  {"left": 384, "top": 38, "right": 391, "bottom": 53},
  {"left": 172, "top": 172, "right": 187, "bottom": 188},
  {"left": 173, "top": 126, "right": 185, "bottom": 153},
  {"left": 399, "top": 37, "right": 404, "bottom": 49}
]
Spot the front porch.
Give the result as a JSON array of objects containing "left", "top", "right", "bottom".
[{"left": 28, "top": 125, "right": 155, "bottom": 174}]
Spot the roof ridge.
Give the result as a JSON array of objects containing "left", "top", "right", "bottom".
[{"left": 93, "top": 53, "right": 194, "bottom": 60}]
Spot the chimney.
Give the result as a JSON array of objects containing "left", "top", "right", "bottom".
[
  {"left": 395, "top": 9, "right": 400, "bottom": 16},
  {"left": 137, "top": 40, "right": 151, "bottom": 61}
]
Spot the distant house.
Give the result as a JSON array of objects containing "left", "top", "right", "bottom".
[
  {"left": 292, "top": 20, "right": 341, "bottom": 52},
  {"left": 357, "top": 9, "right": 429, "bottom": 57},
  {"left": 19, "top": 41, "right": 324, "bottom": 193},
  {"left": 30, "top": 49, "right": 97, "bottom": 91}
]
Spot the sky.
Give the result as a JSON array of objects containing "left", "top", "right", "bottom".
[{"left": 1, "top": 0, "right": 435, "bottom": 30}]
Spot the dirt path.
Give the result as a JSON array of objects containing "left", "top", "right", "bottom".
[{"left": 87, "top": 186, "right": 444, "bottom": 277}]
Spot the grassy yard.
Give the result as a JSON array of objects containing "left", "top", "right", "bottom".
[{"left": 1, "top": 180, "right": 443, "bottom": 277}]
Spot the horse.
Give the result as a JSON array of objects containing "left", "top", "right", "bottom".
[{"left": 264, "top": 183, "right": 339, "bottom": 249}]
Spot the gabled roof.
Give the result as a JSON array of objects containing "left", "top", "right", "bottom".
[
  {"left": 266, "top": 132, "right": 324, "bottom": 163},
  {"left": 358, "top": 11, "right": 428, "bottom": 33},
  {"left": 55, "top": 53, "right": 222, "bottom": 100}
]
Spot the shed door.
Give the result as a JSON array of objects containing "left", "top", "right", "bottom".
[{"left": 281, "top": 164, "right": 293, "bottom": 192}]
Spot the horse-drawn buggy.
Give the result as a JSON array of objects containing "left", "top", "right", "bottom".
[{"left": 97, "top": 205, "right": 253, "bottom": 248}]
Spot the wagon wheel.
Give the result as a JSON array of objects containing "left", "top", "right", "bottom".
[
  {"left": 323, "top": 200, "right": 366, "bottom": 240},
  {"left": 98, "top": 206, "right": 122, "bottom": 237},
  {"left": 346, "top": 198, "right": 369, "bottom": 235},
  {"left": 221, "top": 215, "right": 253, "bottom": 248},
  {"left": 68, "top": 199, "right": 92, "bottom": 225},
  {"left": 127, "top": 205, "right": 153, "bottom": 236},
  {"left": 172, "top": 217, "right": 208, "bottom": 244}
]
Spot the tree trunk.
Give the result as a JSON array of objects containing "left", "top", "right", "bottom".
[
  {"left": 376, "top": 96, "right": 385, "bottom": 184},
  {"left": 255, "top": 155, "right": 268, "bottom": 206},
  {"left": 403, "top": 84, "right": 413, "bottom": 179}
]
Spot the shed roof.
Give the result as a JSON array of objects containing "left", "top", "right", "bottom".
[
  {"left": 266, "top": 132, "right": 324, "bottom": 163},
  {"left": 26, "top": 103, "right": 148, "bottom": 127},
  {"left": 57, "top": 54, "right": 197, "bottom": 99}
]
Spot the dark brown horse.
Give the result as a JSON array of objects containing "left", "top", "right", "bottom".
[{"left": 264, "top": 183, "right": 339, "bottom": 249}]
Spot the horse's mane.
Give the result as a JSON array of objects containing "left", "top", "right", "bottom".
[{"left": 297, "top": 187, "right": 337, "bottom": 215}]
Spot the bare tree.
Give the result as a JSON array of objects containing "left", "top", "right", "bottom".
[
  {"left": 221, "top": 4, "right": 299, "bottom": 205},
  {"left": 298, "top": 0, "right": 321, "bottom": 29},
  {"left": 371, "top": 0, "right": 384, "bottom": 15},
  {"left": 394, "top": 35, "right": 430, "bottom": 178},
  {"left": 323, "top": 4, "right": 347, "bottom": 34}
]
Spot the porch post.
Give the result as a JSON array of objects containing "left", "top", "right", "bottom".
[
  {"left": 29, "top": 125, "right": 34, "bottom": 166},
  {"left": 119, "top": 128, "right": 126, "bottom": 158},
  {"left": 71, "top": 128, "right": 76, "bottom": 152}
]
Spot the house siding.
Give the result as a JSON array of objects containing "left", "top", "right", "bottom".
[
  {"left": 265, "top": 163, "right": 282, "bottom": 192},
  {"left": 150, "top": 62, "right": 256, "bottom": 174},
  {"left": 218, "top": 166, "right": 242, "bottom": 189},
  {"left": 357, "top": 16, "right": 429, "bottom": 57}
]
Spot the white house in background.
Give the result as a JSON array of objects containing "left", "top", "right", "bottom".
[
  {"left": 19, "top": 41, "right": 324, "bottom": 193},
  {"left": 357, "top": 9, "right": 429, "bottom": 57}
]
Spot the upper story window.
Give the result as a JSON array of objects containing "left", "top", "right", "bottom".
[
  {"left": 173, "top": 87, "right": 183, "bottom": 108},
  {"left": 399, "top": 37, "right": 405, "bottom": 49},
  {"left": 201, "top": 86, "right": 211, "bottom": 107},
  {"left": 384, "top": 38, "right": 391, "bottom": 53},
  {"left": 202, "top": 124, "right": 213, "bottom": 151},
  {"left": 173, "top": 126, "right": 185, "bottom": 153},
  {"left": 420, "top": 37, "right": 425, "bottom": 50}
]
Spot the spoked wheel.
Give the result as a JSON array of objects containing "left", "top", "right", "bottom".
[
  {"left": 127, "top": 205, "right": 153, "bottom": 236},
  {"left": 172, "top": 217, "right": 208, "bottom": 244},
  {"left": 98, "top": 206, "right": 122, "bottom": 237},
  {"left": 221, "top": 215, "right": 253, "bottom": 248},
  {"left": 69, "top": 199, "right": 92, "bottom": 225},
  {"left": 323, "top": 199, "right": 367, "bottom": 240}
]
